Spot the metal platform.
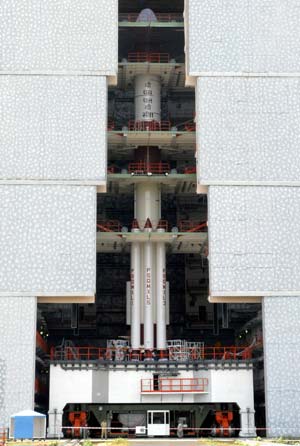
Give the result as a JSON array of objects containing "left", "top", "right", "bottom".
[
  {"left": 119, "top": 20, "right": 183, "bottom": 28},
  {"left": 119, "top": 13, "right": 184, "bottom": 28},
  {"left": 140, "top": 377, "right": 208, "bottom": 394},
  {"left": 50, "top": 345, "right": 254, "bottom": 371},
  {"left": 108, "top": 130, "right": 195, "bottom": 149},
  {"left": 50, "top": 360, "right": 254, "bottom": 372},
  {"left": 96, "top": 231, "right": 208, "bottom": 254},
  {"left": 108, "top": 173, "right": 195, "bottom": 184},
  {"left": 106, "top": 173, "right": 197, "bottom": 195},
  {"left": 117, "top": 62, "right": 186, "bottom": 90}
]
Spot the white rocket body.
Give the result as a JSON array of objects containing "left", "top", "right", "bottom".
[
  {"left": 130, "top": 242, "right": 141, "bottom": 349},
  {"left": 135, "top": 75, "right": 161, "bottom": 122},
  {"left": 129, "top": 74, "right": 167, "bottom": 351},
  {"left": 156, "top": 241, "right": 167, "bottom": 350}
]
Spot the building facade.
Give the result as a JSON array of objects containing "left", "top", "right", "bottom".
[
  {"left": 0, "top": 0, "right": 298, "bottom": 438},
  {"left": 0, "top": 0, "right": 118, "bottom": 427},
  {"left": 185, "top": 0, "right": 300, "bottom": 436}
]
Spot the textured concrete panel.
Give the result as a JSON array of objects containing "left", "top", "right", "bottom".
[
  {"left": 186, "top": 0, "right": 300, "bottom": 75},
  {"left": 0, "top": 0, "right": 118, "bottom": 75},
  {"left": 197, "top": 78, "right": 300, "bottom": 185},
  {"left": 209, "top": 186, "right": 300, "bottom": 296},
  {"left": 0, "top": 76, "right": 107, "bottom": 182},
  {"left": 263, "top": 296, "right": 300, "bottom": 436},
  {"left": 0, "top": 186, "right": 96, "bottom": 296},
  {"left": 0, "top": 297, "right": 36, "bottom": 428}
]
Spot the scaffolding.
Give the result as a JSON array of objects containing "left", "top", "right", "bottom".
[
  {"left": 167, "top": 340, "right": 204, "bottom": 361},
  {"left": 107, "top": 340, "right": 129, "bottom": 361}
]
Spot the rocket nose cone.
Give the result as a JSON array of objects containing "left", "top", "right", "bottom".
[
  {"left": 132, "top": 219, "right": 140, "bottom": 229},
  {"left": 144, "top": 218, "right": 152, "bottom": 229},
  {"left": 157, "top": 219, "right": 167, "bottom": 231},
  {"left": 132, "top": 218, "right": 141, "bottom": 233}
]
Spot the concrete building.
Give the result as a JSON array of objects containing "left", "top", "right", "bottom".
[
  {"left": 185, "top": 0, "right": 300, "bottom": 436},
  {"left": 0, "top": 0, "right": 298, "bottom": 438},
  {"left": 0, "top": 0, "right": 118, "bottom": 428}
]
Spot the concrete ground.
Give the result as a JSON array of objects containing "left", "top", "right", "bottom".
[
  {"left": 121, "top": 442, "right": 202, "bottom": 446},
  {"left": 84, "top": 440, "right": 300, "bottom": 446},
  {"left": 77, "top": 440, "right": 225, "bottom": 446},
  {"left": 114, "top": 441, "right": 204, "bottom": 445},
  {"left": 6, "top": 439, "right": 300, "bottom": 446},
  {"left": 70, "top": 441, "right": 228, "bottom": 446},
  {"left": 82, "top": 439, "right": 228, "bottom": 446}
]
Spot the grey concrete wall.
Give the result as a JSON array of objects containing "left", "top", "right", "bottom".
[
  {"left": 0, "top": 0, "right": 118, "bottom": 75},
  {"left": 187, "top": 0, "right": 300, "bottom": 438},
  {"left": 0, "top": 0, "right": 117, "bottom": 298},
  {"left": 0, "top": 186, "right": 96, "bottom": 297},
  {"left": 208, "top": 186, "right": 300, "bottom": 296},
  {"left": 186, "top": 0, "right": 300, "bottom": 75},
  {"left": 0, "top": 76, "right": 107, "bottom": 183},
  {"left": 0, "top": 0, "right": 118, "bottom": 429},
  {"left": 263, "top": 296, "right": 300, "bottom": 437},
  {"left": 197, "top": 77, "right": 300, "bottom": 185},
  {"left": 0, "top": 297, "right": 36, "bottom": 427}
]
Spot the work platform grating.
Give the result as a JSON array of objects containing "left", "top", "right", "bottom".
[
  {"left": 108, "top": 129, "right": 195, "bottom": 149},
  {"left": 97, "top": 231, "right": 207, "bottom": 254},
  {"left": 106, "top": 173, "right": 197, "bottom": 195}
]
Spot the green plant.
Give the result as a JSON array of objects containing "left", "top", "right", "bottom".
[
  {"left": 107, "top": 439, "right": 129, "bottom": 446},
  {"left": 82, "top": 440, "right": 93, "bottom": 446}
]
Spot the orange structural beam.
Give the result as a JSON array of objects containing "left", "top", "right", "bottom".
[
  {"left": 36, "top": 331, "right": 49, "bottom": 354},
  {"left": 97, "top": 220, "right": 122, "bottom": 232},
  {"left": 179, "top": 220, "right": 208, "bottom": 232}
]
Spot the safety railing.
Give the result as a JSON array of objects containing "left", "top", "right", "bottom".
[
  {"left": 97, "top": 220, "right": 122, "bottom": 232},
  {"left": 97, "top": 219, "right": 170, "bottom": 232},
  {"left": 107, "top": 120, "right": 115, "bottom": 131},
  {"left": 156, "top": 219, "right": 169, "bottom": 231},
  {"left": 184, "top": 166, "right": 197, "bottom": 174},
  {"left": 128, "top": 52, "right": 170, "bottom": 63},
  {"left": 131, "top": 219, "right": 169, "bottom": 231},
  {"left": 50, "top": 346, "right": 252, "bottom": 362},
  {"left": 141, "top": 377, "right": 208, "bottom": 393},
  {"left": 128, "top": 120, "right": 171, "bottom": 131},
  {"left": 185, "top": 122, "right": 196, "bottom": 132},
  {"left": 128, "top": 162, "right": 170, "bottom": 175},
  {"left": 119, "top": 13, "right": 183, "bottom": 23},
  {"left": 204, "top": 346, "right": 252, "bottom": 360},
  {"left": 178, "top": 220, "right": 208, "bottom": 233}
]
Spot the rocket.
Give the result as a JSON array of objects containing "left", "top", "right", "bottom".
[{"left": 129, "top": 75, "right": 167, "bottom": 354}]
